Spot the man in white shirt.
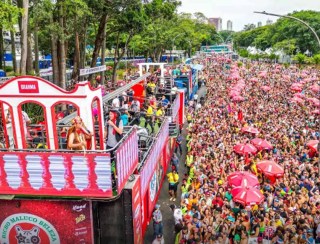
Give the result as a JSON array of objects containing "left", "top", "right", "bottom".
[
  {"left": 112, "top": 97, "right": 120, "bottom": 108},
  {"left": 170, "top": 204, "right": 183, "bottom": 234}
]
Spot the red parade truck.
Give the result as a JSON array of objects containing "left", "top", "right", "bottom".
[{"left": 0, "top": 72, "right": 185, "bottom": 243}]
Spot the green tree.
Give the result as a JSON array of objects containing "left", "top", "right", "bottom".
[
  {"left": 0, "top": 1, "right": 21, "bottom": 69},
  {"left": 293, "top": 53, "right": 307, "bottom": 66}
]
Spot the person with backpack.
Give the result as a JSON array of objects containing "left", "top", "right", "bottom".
[{"left": 104, "top": 110, "right": 123, "bottom": 149}]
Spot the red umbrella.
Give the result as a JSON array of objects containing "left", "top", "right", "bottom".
[
  {"left": 231, "top": 186, "right": 265, "bottom": 206},
  {"left": 233, "top": 143, "right": 257, "bottom": 155},
  {"left": 229, "top": 90, "right": 240, "bottom": 97},
  {"left": 227, "top": 171, "right": 259, "bottom": 188},
  {"left": 232, "top": 95, "right": 244, "bottom": 102},
  {"left": 261, "top": 85, "right": 271, "bottom": 92},
  {"left": 310, "top": 84, "right": 320, "bottom": 93},
  {"left": 290, "top": 97, "right": 304, "bottom": 104},
  {"left": 308, "top": 98, "right": 320, "bottom": 106},
  {"left": 241, "top": 126, "right": 259, "bottom": 134},
  {"left": 251, "top": 138, "right": 273, "bottom": 150},
  {"left": 307, "top": 140, "right": 319, "bottom": 152},
  {"left": 256, "top": 160, "right": 284, "bottom": 178},
  {"left": 290, "top": 83, "right": 303, "bottom": 92},
  {"left": 311, "top": 109, "right": 320, "bottom": 115},
  {"left": 294, "top": 93, "right": 305, "bottom": 99}
]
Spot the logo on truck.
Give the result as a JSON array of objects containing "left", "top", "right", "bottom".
[{"left": 0, "top": 213, "right": 60, "bottom": 244}]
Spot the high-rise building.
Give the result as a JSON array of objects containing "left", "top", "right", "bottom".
[
  {"left": 227, "top": 20, "right": 233, "bottom": 31},
  {"left": 208, "top": 17, "right": 222, "bottom": 31},
  {"left": 266, "top": 19, "right": 273, "bottom": 25},
  {"left": 257, "top": 21, "right": 262, "bottom": 27}
]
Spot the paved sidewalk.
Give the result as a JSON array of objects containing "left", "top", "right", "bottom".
[{"left": 144, "top": 85, "right": 207, "bottom": 243}]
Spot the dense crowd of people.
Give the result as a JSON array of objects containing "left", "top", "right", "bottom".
[{"left": 170, "top": 55, "right": 319, "bottom": 244}]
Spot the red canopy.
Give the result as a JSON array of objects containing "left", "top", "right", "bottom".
[
  {"left": 231, "top": 186, "right": 265, "bottom": 206},
  {"left": 233, "top": 143, "right": 257, "bottom": 155},
  {"left": 241, "top": 126, "right": 259, "bottom": 134},
  {"left": 227, "top": 171, "right": 259, "bottom": 188},
  {"left": 307, "top": 140, "right": 319, "bottom": 152},
  {"left": 256, "top": 160, "right": 284, "bottom": 178},
  {"left": 251, "top": 138, "right": 273, "bottom": 150}
]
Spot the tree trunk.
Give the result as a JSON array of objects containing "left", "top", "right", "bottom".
[
  {"left": 20, "top": 0, "right": 29, "bottom": 75},
  {"left": 112, "top": 42, "right": 131, "bottom": 85},
  {"left": 0, "top": 28, "right": 3, "bottom": 69},
  {"left": 51, "top": 36, "right": 60, "bottom": 84},
  {"left": 71, "top": 30, "right": 80, "bottom": 81},
  {"left": 88, "top": 13, "right": 108, "bottom": 81},
  {"left": 10, "top": 29, "right": 17, "bottom": 73},
  {"left": 79, "top": 21, "right": 87, "bottom": 82},
  {"left": 58, "top": 2, "right": 66, "bottom": 89},
  {"left": 100, "top": 28, "right": 106, "bottom": 85},
  {"left": 26, "top": 31, "right": 33, "bottom": 74},
  {"left": 34, "top": 26, "right": 39, "bottom": 75}
]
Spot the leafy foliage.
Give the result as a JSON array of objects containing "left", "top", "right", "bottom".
[{"left": 234, "top": 10, "right": 320, "bottom": 55}]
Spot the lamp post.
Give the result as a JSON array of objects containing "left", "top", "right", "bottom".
[
  {"left": 171, "top": 33, "right": 184, "bottom": 64},
  {"left": 254, "top": 11, "right": 320, "bottom": 48}
]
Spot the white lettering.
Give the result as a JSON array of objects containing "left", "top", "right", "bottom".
[{"left": 21, "top": 84, "right": 36, "bottom": 89}]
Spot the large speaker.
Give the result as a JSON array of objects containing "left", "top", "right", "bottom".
[{"left": 93, "top": 176, "right": 140, "bottom": 244}]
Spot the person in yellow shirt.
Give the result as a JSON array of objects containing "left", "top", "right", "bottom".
[
  {"left": 155, "top": 104, "right": 164, "bottom": 130},
  {"left": 167, "top": 169, "right": 179, "bottom": 201},
  {"left": 144, "top": 102, "right": 154, "bottom": 133}
]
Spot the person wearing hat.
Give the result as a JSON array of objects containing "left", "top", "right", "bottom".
[
  {"left": 104, "top": 110, "right": 123, "bottom": 149},
  {"left": 152, "top": 204, "right": 163, "bottom": 240}
]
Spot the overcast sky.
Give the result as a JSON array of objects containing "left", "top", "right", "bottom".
[{"left": 178, "top": 0, "right": 320, "bottom": 31}]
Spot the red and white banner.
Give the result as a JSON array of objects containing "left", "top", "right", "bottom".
[
  {"left": 18, "top": 80, "right": 39, "bottom": 93},
  {"left": 116, "top": 129, "right": 139, "bottom": 192},
  {"left": 130, "top": 175, "right": 142, "bottom": 244},
  {"left": 0, "top": 152, "right": 112, "bottom": 197},
  {"left": 140, "top": 119, "right": 169, "bottom": 197},
  {"left": 0, "top": 200, "right": 93, "bottom": 244}
]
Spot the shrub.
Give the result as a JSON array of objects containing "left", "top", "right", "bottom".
[{"left": 5, "top": 66, "right": 13, "bottom": 72}]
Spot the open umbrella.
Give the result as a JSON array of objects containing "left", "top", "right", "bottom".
[
  {"left": 290, "top": 97, "right": 304, "bottom": 104},
  {"left": 241, "top": 126, "right": 259, "bottom": 134},
  {"left": 251, "top": 138, "right": 273, "bottom": 150},
  {"left": 261, "top": 85, "right": 271, "bottom": 92},
  {"left": 290, "top": 83, "right": 303, "bottom": 92},
  {"left": 307, "top": 140, "right": 319, "bottom": 152},
  {"left": 256, "top": 160, "right": 284, "bottom": 178},
  {"left": 233, "top": 143, "right": 257, "bottom": 155},
  {"left": 232, "top": 95, "right": 245, "bottom": 102},
  {"left": 310, "top": 84, "right": 320, "bottom": 93},
  {"left": 311, "top": 109, "right": 320, "bottom": 115},
  {"left": 308, "top": 98, "right": 320, "bottom": 107},
  {"left": 231, "top": 186, "right": 265, "bottom": 206},
  {"left": 227, "top": 171, "right": 259, "bottom": 188}
]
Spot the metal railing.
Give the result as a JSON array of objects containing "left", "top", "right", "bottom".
[{"left": 56, "top": 73, "right": 151, "bottom": 125}]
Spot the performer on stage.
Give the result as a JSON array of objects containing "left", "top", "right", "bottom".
[{"left": 67, "top": 116, "right": 93, "bottom": 150}]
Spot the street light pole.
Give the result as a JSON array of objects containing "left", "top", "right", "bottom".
[
  {"left": 254, "top": 11, "right": 320, "bottom": 48},
  {"left": 172, "top": 33, "right": 183, "bottom": 64}
]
